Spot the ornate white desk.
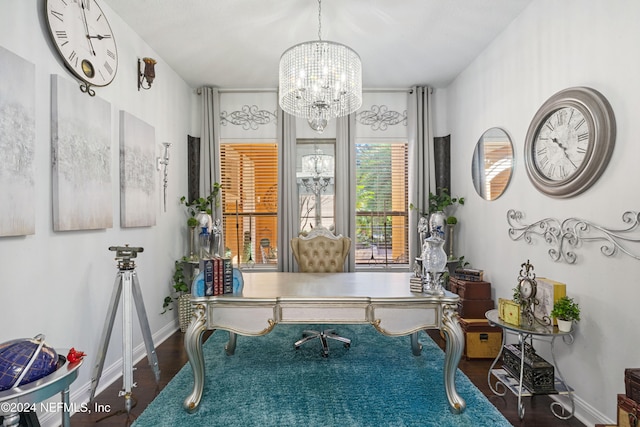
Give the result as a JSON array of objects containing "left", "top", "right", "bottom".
[{"left": 183, "top": 272, "right": 465, "bottom": 414}]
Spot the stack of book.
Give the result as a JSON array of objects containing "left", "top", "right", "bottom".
[
  {"left": 199, "top": 257, "right": 233, "bottom": 296},
  {"left": 453, "top": 267, "right": 484, "bottom": 282}
]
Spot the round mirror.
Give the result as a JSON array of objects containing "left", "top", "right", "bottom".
[{"left": 472, "top": 127, "right": 514, "bottom": 200}]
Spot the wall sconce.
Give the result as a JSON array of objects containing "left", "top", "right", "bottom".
[
  {"left": 138, "top": 57, "right": 157, "bottom": 90},
  {"left": 157, "top": 142, "right": 171, "bottom": 211}
]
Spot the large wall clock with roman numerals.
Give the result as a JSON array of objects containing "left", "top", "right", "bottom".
[
  {"left": 524, "top": 86, "right": 616, "bottom": 198},
  {"left": 45, "top": 0, "right": 118, "bottom": 96}
]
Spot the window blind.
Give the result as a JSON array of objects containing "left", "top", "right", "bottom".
[
  {"left": 355, "top": 142, "right": 409, "bottom": 266},
  {"left": 220, "top": 142, "right": 278, "bottom": 266}
]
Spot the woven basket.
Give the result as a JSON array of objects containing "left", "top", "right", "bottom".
[{"left": 178, "top": 294, "right": 193, "bottom": 333}]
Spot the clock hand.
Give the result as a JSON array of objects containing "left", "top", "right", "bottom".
[
  {"left": 79, "top": 1, "right": 96, "bottom": 56},
  {"left": 87, "top": 35, "right": 112, "bottom": 40},
  {"left": 552, "top": 138, "right": 578, "bottom": 169}
]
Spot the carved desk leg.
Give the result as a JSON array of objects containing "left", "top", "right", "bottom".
[
  {"left": 225, "top": 332, "right": 238, "bottom": 356},
  {"left": 410, "top": 332, "right": 423, "bottom": 356},
  {"left": 441, "top": 303, "right": 466, "bottom": 414},
  {"left": 183, "top": 304, "right": 207, "bottom": 413}
]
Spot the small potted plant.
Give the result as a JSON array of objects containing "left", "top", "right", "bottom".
[
  {"left": 550, "top": 296, "right": 581, "bottom": 332},
  {"left": 180, "top": 182, "right": 222, "bottom": 227},
  {"left": 427, "top": 187, "right": 465, "bottom": 216},
  {"left": 181, "top": 183, "right": 221, "bottom": 260},
  {"left": 162, "top": 259, "right": 193, "bottom": 332},
  {"left": 426, "top": 188, "right": 464, "bottom": 240}
]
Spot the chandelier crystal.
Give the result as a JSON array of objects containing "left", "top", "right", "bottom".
[{"left": 278, "top": 0, "right": 362, "bottom": 134}]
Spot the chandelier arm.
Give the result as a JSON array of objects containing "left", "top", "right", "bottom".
[{"left": 317, "top": 0, "right": 322, "bottom": 41}]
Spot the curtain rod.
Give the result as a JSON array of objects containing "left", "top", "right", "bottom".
[{"left": 194, "top": 87, "right": 415, "bottom": 95}]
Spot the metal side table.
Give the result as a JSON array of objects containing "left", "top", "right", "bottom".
[
  {"left": 0, "top": 352, "right": 82, "bottom": 427},
  {"left": 485, "top": 309, "right": 574, "bottom": 420}
]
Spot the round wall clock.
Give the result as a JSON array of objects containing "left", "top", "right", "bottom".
[
  {"left": 524, "top": 86, "right": 616, "bottom": 198},
  {"left": 45, "top": 0, "right": 118, "bottom": 96}
]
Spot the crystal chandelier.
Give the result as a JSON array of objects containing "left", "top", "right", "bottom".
[{"left": 278, "top": 0, "right": 362, "bottom": 134}]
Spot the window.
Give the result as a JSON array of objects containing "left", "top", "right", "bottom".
[
  {"left": 220, "top": 142, "right": 278, "bottom": 267},
  {"left": 355, "top": 141, "right": 409, "bottom": 267},
  {"left": 296, "top": 140, "right": 335, "bottom": 232}
]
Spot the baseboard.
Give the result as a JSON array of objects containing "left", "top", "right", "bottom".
[
  {"left": 37, "top": 320, "right": 180, "bottom": 427},
  {"left": 550, "top": 392, "right": 616, "bottom": 427}
]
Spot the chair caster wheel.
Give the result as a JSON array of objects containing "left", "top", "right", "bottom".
[
  {"left": 295, "top": 346, "right": 300, "bottom": 350},
  {"left": 344, "top": 343, "right": 350, "bottom": 348},
  {"left": 322, "top": 353, "right": 328, "bottom": 358}
]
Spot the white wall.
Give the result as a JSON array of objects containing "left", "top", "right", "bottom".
[
  {"left": 0, "top": 1, "right": 196, "bottom": 423},
  {"left": 440, "top": 1, "right": 640, "bottom": 424}
]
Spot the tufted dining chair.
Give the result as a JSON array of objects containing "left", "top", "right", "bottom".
[{"left": 290, "top": 226, "right": 352, "bottom": 356}]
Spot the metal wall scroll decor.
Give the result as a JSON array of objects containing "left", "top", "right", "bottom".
[
  {"left": 506, "top": 209, "right": 640, "bottom": 264},
  {"left": 355, "top": 105, "right": 407, "bottom": 131},
  {"left": 220, "top": 105, "right": 277, "bottom": 130}
]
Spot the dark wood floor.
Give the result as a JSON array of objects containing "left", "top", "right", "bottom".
[{"left": 70, "top": 329, "right": 587, "bottom": 427}]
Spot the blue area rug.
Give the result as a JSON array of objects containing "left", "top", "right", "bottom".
[{"left": 132, "top": 325, "right": 511, "bottom": 427}]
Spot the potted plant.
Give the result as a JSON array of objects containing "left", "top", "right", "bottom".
[
  {"left": 428, "top": 187, "right": 465, "bottom": 216},
  {"left": 550, "top": 296, "right": 580, "bottom": 332},
  {"left": 180, "top": 182, "right": 222, "bottom": 227},
  {"left": 162, "top": 259, "right": 194, "bottom": 332},
  {"left": 181, "top": 183, "right": 221, "bottom": 260}
]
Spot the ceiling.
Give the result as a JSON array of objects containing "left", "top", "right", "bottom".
[{"left": 103, "top": 0, "right": 531, "bottom": 90}]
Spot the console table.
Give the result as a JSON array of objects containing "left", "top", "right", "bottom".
[
  {"left": 183, "top": 272, "right": 465, "bottom": 415},
  {"left": 485, "top": 309, "right": 574, "bottom": 420}
]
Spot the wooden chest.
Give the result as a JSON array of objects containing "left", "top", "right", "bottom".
[
  {"left": 450, "top": 277, "right": 492, "bottom": 300},
  {"left": 457, "top": 298, "right": 495, "bottom": 319},
  {"left": 618, "top": 394, "right": 639, "bottom": 427},
  {"left": 459, "top": 318, "right": 502, "bottom": 359},
  {"left": 502, "top": 343, "right": 556, "bottom": 394},
  {"left": 626, "top": 369, "right": 640, "bottom": 403}
]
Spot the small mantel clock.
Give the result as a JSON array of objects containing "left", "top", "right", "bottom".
[
  {"left": 45, "top": 0, "right": 119, "bottom": 96},
  {"left": 516, "top": 260, "right": 545, "bottom": 327}
]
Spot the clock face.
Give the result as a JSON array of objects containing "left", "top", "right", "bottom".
[
  {"left": 524, "top": 87, "right": 616, "bottom": 198},
  {"left": 533, "top": 107, "right": 590, "bottom": 182},
  {"left": 519, "top": 278, "right": 534, "bottom": 299},
  {"left": 45, "top": 0, "right": 118, "bottom": 88}
]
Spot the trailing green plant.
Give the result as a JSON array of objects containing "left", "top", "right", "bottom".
[
  {"left": 162, "top": 258, "right": 190, "bottom": 314},
  {"left": 180, "top": 182, "right": 222, "bottom": 227},
  {"left": 428, "top": 188, "right": 464, "bottom": 215},
  {"left": 550, "top": 296, "right": 581, "bottom": 322}
]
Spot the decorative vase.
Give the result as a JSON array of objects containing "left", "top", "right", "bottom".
[
  {"left": 421, "top": 236, "right": 447, "bottom": 295},
  {"left": 446, "top": 223, "right": 455, "bottom": 259},
  {"left": 198, "top": 226, "right": 211, "bottom": 260},
  {"left": 557, "top": 319, "right": 572, "bottom": 332},
  {"left": 188, "top": 226, "right": 197, "bottom": 261},
  {"left": 429, "top": 211, "right": 447, "bottom": 240},
  {"left": 196, "top": 211, "right": 212, "bottom": 230}
]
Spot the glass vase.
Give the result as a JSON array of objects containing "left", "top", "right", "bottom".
[
  {"left": 188, "top": 226, "right": 197, "bottom": 261},
  {"left": 429, "top": 211, "right": 447, "bottom": 240},
  {"left": 421, "top": 236, "right": 447, "bottom": 295}
]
